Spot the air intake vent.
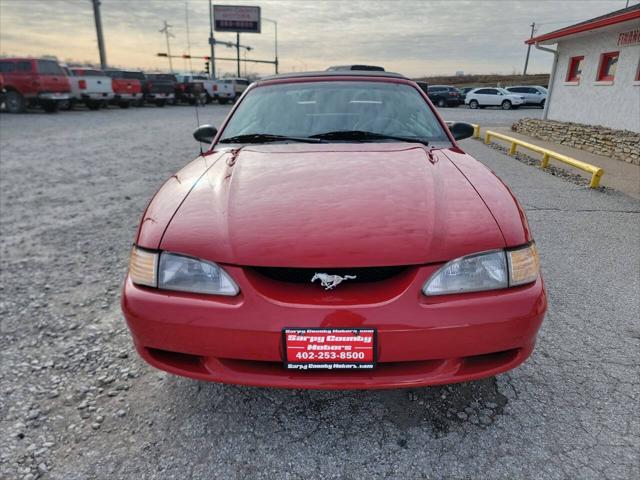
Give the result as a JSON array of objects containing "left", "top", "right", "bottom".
[{"left": 251, "top": 266, "right": 407, "bottom": 284}]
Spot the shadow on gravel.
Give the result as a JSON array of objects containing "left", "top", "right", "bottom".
[{"left": 163, "top": 375, "right": 508, "bottom": 441}]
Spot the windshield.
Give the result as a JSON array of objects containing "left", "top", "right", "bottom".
[
  {"left": 218, "top": 81, "right": 449, "bottom": 144},
  {"left": 497, "top": 88, "right": 512, "bottom": 95}
]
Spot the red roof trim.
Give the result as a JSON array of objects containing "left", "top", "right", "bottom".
[{"left": 526, "top": 9, "right": 640, "bottom": 45}]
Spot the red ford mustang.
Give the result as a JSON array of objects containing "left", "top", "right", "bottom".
[{"left": 121, "top": 71, "right": 546, "bottom": 390}]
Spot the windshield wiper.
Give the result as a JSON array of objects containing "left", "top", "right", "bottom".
[
  {"left": 219, "top": 133, "right": 326, "bottom": 144},
  {"left": 310, "top": 130, "right": 429, "bottom": 146}
]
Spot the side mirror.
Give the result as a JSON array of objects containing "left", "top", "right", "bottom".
[
  {"left": 193, "top": 124, "right": 218, "bottom": 144},
  {"left": 447, "top": 122, "right": 475, "bottom": 141}
]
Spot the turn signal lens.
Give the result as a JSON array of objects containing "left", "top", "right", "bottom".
[
  {"left": 507, "top": 244, "right": 539, "bottom": 286},
  {"left": 129, "top": 247, "right": 158, "bottom": 287}
]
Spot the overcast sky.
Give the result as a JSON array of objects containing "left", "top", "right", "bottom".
[{"left": 0, "top": 0, "right": 636, "bottom": 77}]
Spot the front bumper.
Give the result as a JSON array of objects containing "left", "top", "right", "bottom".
[
  {"left": 122, "top": 264, "right": 546, "bottom": 390},
  {"left": 38, "top": 92, "right": 70, "bottom": 101},
  {"left": 147, "top": 93, "right": 175, "bottom": 100},
  {"left": 81, "top": 92, "right": 115, "bottom": 101},
  {"left": 114, "top": 93, "right": 139, "bottom": 100}
]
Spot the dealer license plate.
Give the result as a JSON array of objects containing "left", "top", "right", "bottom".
[{"left": 283, "top": 328, "right": 376, "bottom": 370}]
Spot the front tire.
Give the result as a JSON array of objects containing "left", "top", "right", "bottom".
[
  {"left": 4, "top": 91, "right": 26, "bottom": 113},
  {"left": 437, "top": 98, "right": 446, "bottom": 108},
  {"left": 501, "top": 100, "right": 512, "bottom": 110},
  {"left": 469, "top": 99, "right": 479, "bottom": 109}
]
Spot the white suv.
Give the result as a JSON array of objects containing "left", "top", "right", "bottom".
[
  {"left": 465, "top": 87, "right": 524, "bottom": 110},
  {"left": 505, "top": 85, "right": 547, "bottom": 108}
]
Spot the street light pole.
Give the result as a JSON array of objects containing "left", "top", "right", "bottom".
[
  {"left": 159, "top": 21, "right": 175, "bottom": 72},
  {"left": 263, "top": 17, "right": 278, "bottom": 74},
  {"left": 236, "top": 32, "right": 241, "bottom": 77},
  {"left": 208, "top": 0, "right": 215, "bottom": 79},
  {"left": 91, "top": 0, "right": 107, "bottom": 69},
  {"left": 523, "top": 22, "right": 536, "bottom": 75}
]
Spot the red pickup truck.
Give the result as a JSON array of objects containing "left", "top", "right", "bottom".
[
  {"left": 104, "top": 70, "right": 142, "bottom": 108},
  {"left": 0, "top": 57, "right": 71, "bottom": 113}
]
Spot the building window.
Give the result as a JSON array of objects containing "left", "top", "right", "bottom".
[
  {"left": 566, "top": 56, "right": 584, "bottom": 82},
  {"left": 596, "top": 51, "right": 619, "bottom": 81}
]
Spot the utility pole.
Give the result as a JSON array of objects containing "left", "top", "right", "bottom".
[
  {"left": 236, "top": 32, "right": 241, "bottom": 77},
  {"left": 91, "top": 0, "right": 107, "bottom": 69},
  {"left": 159, "top": 21, "right": 175, "bottom": 72},
  {"left": 208, "top": 0, "right": 215, "bottom": 78},
  {"left": 523, "top": 22, "right": 536, "bottom": 76}
]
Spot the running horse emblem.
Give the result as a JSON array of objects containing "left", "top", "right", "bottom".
[{"left": 311, "top": 273, "right": 357, "bottom": 290}]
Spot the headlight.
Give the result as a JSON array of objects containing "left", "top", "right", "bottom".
[
  {"left": 422, "top": 244, "right": 539, "bottom": 296},
  {"left": 128, "top": 247, "right": 239, "bottom": 296}
]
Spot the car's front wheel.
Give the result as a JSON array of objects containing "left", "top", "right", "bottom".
[
  {"left": 437, "top": 98, "right": 446, "bottom": 108},
  {"left": 501, "top": 100, "right": 512, "bottom": 110},
  {"left": 4, "top": 91, "right": 26, "bottom": 113},
  {"left": 469, "top": 99, "right": 479, "bottom": 109}
]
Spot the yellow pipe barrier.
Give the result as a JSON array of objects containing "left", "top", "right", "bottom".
[{"left": 484, "top": 130, "right": 604, "bottom": 188}]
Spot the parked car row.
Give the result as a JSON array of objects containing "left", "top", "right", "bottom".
[
  {"left": 0, "top": 57, "right": 251, "bottom": 113},
  {"left": 464, "top": 86, "right": 547, "bottom": 110},
  {"left": 413, "top": 81, "right": 548, "bottom": 110}
]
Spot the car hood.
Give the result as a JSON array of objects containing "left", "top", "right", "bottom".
[{"left": 159, "top": 144, "right": 506, "bottom": 267}]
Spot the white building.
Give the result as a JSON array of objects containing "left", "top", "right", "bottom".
[{"left": 527, "top": 5, "right": 640, "bottom": 132}]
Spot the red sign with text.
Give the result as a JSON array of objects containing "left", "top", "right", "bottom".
[{"left": 283, "top": 328, "right": 376, "bottom": 370}]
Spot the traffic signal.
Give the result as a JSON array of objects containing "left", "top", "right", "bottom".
[{"left": 204, "top": 61, "right": 210, "bottom": 74}]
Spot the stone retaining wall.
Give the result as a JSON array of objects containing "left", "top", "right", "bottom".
[{"left": 511, "top": 118, "right": 639, "bottom": 166}]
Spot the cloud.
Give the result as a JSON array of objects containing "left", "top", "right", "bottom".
[{"left": 0, "top": 0, "right": 633, "bottom": 76}]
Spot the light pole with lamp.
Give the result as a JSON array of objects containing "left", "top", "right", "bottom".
[{"left": 262, "top": 17, "right": 278, "bottom": 74}]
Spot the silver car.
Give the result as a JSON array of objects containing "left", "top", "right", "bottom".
[{"left": 505, "top": 86, "right": 547, "bottom": 108}]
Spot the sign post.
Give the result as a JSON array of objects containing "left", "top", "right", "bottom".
[{"left": 213, "top": 5, "right": 261, "bottom": 77}]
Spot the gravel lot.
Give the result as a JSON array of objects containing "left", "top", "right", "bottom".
[{"left": 1, "top": 105, "right": 638, "bottom": 480}]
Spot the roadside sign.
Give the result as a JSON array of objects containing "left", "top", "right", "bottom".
[{"left": 213, "top": 5, "right": 261, "bottom": 33}]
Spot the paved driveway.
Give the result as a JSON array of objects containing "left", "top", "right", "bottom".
[{"left": 0, "top": 106, "right": 637, "bottom": 480}]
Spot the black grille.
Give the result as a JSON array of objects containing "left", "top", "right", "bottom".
[{"left": 251, "top": 266, "right": 407, "bottom": 284}]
